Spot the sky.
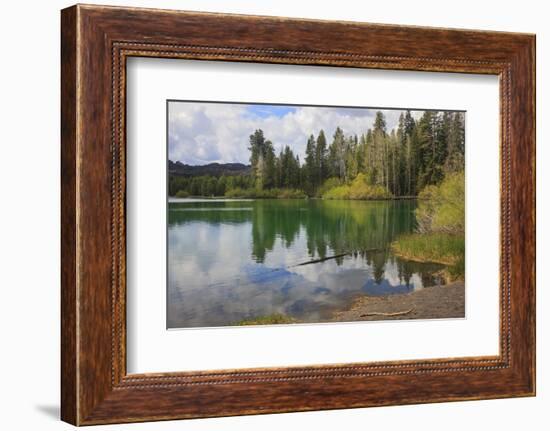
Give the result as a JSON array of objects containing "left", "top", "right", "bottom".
[{"left": 168, "top": 101, "right": 423, "bottom": 165}]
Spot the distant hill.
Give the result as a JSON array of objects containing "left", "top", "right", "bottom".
[{"left": 169, "top": 160, "right": 251, "bottom": 177}]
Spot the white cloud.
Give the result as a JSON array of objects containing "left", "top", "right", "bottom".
[{"left": 169, "top": 102, "right": 423, "bottom": 165}]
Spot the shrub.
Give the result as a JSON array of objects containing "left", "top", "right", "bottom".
[
  {"left": 225, "top": 187, "right": 251, "bottom": 198},
  {"left": 323, "top": 184, "right": 351, "bottom": 199},
  {"left": 224, "top": 187, "right": 306, "bottom": 199},
  {"left": 393, "top": 171, "right": 465, "bottom": 279},
  {"left": 174, "top": 190, "right": 190, "bottom": 198},
  {"left": 317, "top": 177, "right": 343, "bottom": 197},
  {"left": 322, "top": 174, "right": 392, "bottom": 200},
  {"left": 417, "top": 171, "right": 465, "bottom": 234},
  {"left": 276, "top": 188, "right": 307, "bottom": 199}
]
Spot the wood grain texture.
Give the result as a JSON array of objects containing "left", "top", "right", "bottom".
[
  {"left": 60, "top": 4, "right": 535, "bottom": 425},
  {"left": 60, "top": 5, "right": 78, "bottom": 425}
]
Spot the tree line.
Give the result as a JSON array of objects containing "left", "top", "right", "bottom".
[
  {"left": 169, "top": 110, "right": 465, "bottom": 198},
  {"left": 169, "top": 173, "right": 253, "bottom": 198}
]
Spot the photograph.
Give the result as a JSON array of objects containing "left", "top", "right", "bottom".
[
  {"left": 51, "top": 2, "right": 536, "bottom": 426},
  {"left": 167, "top": 101, "right": 466, "bottom": 328}
]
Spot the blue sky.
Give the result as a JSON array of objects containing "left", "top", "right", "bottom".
[
  {"left": 168, "top": 102, "right": 421, "bottom": 165},
  {"left": 245, "top": 104, "right": 297, "bottom": 119}
]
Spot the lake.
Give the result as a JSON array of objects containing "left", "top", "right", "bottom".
[{"left": 167, "top": 198, "right": 446, "bottom": 328}]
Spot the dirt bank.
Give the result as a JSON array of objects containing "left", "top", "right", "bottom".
[{"left": 332, "top": 281, "right": 465, "bottom": 322}]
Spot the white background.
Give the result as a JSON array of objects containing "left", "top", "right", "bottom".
[
  {"left": 0, "top": 0, "right": 547, "bottom": 430},
  {"left": 127, "top": 59, "right": 500, "bottom": 373}
]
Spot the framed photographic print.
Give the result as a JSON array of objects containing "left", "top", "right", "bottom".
[{"left": 61, "top": 4, "right": 535, "bottom": 425}]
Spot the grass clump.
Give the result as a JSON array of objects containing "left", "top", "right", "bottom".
[
  {"left": 234, "top": 313, "right": 298, "bottom": 326},
  {"left": 392, "top": 233, "right": 464, "bottom": 266}
]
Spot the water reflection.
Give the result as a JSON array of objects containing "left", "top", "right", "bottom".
[{"left": 167, "top": 199, "right": 445, "bottom": 328}]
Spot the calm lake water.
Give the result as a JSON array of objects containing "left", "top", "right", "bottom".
[{"left": 167, "top": 199, "right": 445, "bottom": 328}]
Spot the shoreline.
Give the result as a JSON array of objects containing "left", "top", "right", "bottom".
[
  {"left": 332, "top": 281, "right": 465, "bottom": 322},
  {"left": 169, "top": 195, "right": 421, "bottom": 201},
  {"left": 390, "top": 249, "right": 456, "bottom": 266}
]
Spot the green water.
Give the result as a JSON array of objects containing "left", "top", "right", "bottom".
[{"left": 167, "top": 198, "right": 445, "bottom": 328}]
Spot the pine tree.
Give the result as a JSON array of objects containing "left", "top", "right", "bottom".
[
  {"left": 304, "top": 134, "right": 317, "bottom": 194},
  {"left": 329, "top": 127, "right": 347, "bottom": 181},
  {"left": 275, "top": 148, "right": 283, "bottom": 188},
  {"left": 363, "top": 130, "right": 375, "bottom": 184},
  {"left": 345, "top": 135, "right": 359, "bottom": 181},
  {"left": 281, "top": 145, "right": 300, "bottom": 188},
  {"left": 316, "top": 130, "right": 328, "bottom": 186},
  {"left": 264, "top": 141, "right": 276, "bottom": 189},
  {"left": 248, "top": 129, "right": 275, "bottom": 190},
  {"left": 389, "top": 129, "right": 398, "bottom": 195},
  {"left": 372, "top": 112, "right": 388, "bottom": 188},
  {"left": 445, "top": 112, "right": 465, "bottom": 172}
]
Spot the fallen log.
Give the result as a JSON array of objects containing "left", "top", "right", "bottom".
[
  {"left": 293, "top": 253, "right": 348, "bottom": 267},
  {"left": 292, "top": 248, "right": 382, "bottom": 267}
]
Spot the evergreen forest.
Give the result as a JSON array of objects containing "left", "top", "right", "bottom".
[{"left": 169, "top": 109, "right": 465, "bottom": 201}]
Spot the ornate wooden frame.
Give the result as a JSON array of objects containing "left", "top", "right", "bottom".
[{"left": 61, "top": 4, "right": 535, "bottom": 425}]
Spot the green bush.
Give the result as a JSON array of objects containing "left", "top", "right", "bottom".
[
  {"left": 322, "top": 174, "right": 392, "bottom": 200},
  {"left": 224, "top": 187, "right": 249, "bottom": 198},
  {"left": 224, "top": 187, "right": 306, "bottom": 199},
  {"left": 276, "top": 188, "right": 307, "bottom": 199},
  {"left": 322, "top": 184, "right": 351, "bottom": 199},
  {"left": 392, "top": 172, "right": 465, "bottom": 280},
  {"left": 316, "top": 177, "right": 343, "bottom": 197},
  {"left": 174, "top": 190, "right": 190, "bottom": 198},
  {"left": 416, "top": 171, "right": 464, "bottom": 234}
]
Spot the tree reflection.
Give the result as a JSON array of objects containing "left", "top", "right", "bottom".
[{"left": 168, "top": 199, "right": 442, "bottom": 285}]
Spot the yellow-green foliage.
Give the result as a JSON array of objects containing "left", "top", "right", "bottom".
[
  {"left": 174, "top": 190, "right": 190, "bottom": 198},
  {"left": 224, "top": 187, "right": 306, "bottom": 199},
  {"left": 393, "top": 171, "right": 465, "bottom": 279},
  {"left": 224, "top": 187, "right": 247, "bottom": 198},
  {"left": 391, "top": 233, "right": 465, "bottom": 280},
  {"left": 416, "top": 171, "right": 465, "bottom": 234},
  {"left": 322, "top": 173, "right": 392, "bottom": 200},
  {"left": 316, "top": 177, "right": 343, "bottom": 197},
  {"left": 392, "top": 233, "right": 464, "bottom": 266},
  {"left": 234, "top": 313, "right": 297, "bottom": 326},
  {"left": 276, "top": 188, "right": 307, "bottom": 199}
]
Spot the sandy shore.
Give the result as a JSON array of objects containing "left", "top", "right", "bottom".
[{"left": 332, "top": 281, "right": 465, "bottom": 322}]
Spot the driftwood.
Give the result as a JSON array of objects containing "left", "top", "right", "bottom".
[
  {"left": 292, "top": 253, "right": 348, "bottom": 267},
  {"left": 292, "top": 248, "right": 382, "bottom": 267},
  {"left": 360, "top": 308, "right": 415, "bottom": 317}
]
